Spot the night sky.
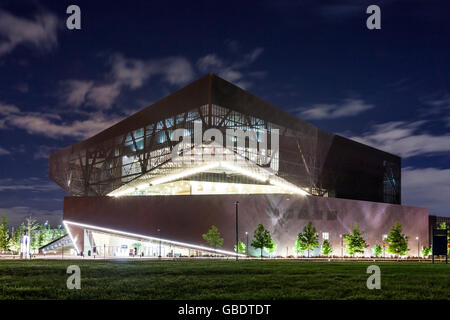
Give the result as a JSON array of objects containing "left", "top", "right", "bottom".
[{"left": 0, "top": 0, "right": 449, "bottom": 227}]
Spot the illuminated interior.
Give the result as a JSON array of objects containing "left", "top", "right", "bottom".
[
  {"left": 123, "top": 180, "right": 289, "bottom": 196},
  {"left": 64, "top": 220, "right": 244, "bottom": 257},
  {"left": 108, "top": 142, "right": 310, "bottom": 197},
  {"left": 89, "top": 231, "right": 210, "bottom": 258}
]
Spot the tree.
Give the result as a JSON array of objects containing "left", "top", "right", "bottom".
[
  {"left": 294, "top": 238, "right": 304, "bottom": 256},
  {"left": 0, "top": 215, "right": 10, "bottom": 251},
  {"left": 25, "top": 216, "right": 39, "bottom": 250},
  {"left": 372, "top": 244, "right": 383, "bottom": 257},
  {"left": 53, "top": 224, "right": 67, "bottom": 240},
  {"left": 297, "top": 221, "right": 319, "bottom": 258},
  {"left": 321, "top": 239, "right": 333, "bottom": 256},
  {"left": 37, "top": 224, "right": 46, "bottom": 248},
  {"left": 421, "top": 245, "right": 432, "bottom": 257},
  {"left": 43, "top": 222, "right": 54, "bottom": 243},
  {"left": 265, "top": 239, "right": 277, "bottom": 256},
  {"left": 9, "top": 223, "right": 25, "bottom": 253},
  {"left": 234, "top": 240, "right": 246, "bottom": 254},
  {"left": 343, "top": 223, "right": 368, "bottom": 256},
  {"left": 386, "top": 221, "right": 409, "bottom": 256},
  {"left": 251, "top": 224, "right": 273, "bottom": 258},
  {"left": 202, "top": 225, "right": 224, "bottom": 253},
  {"left": 132, "top": 242, "right": 142, "bottom": 255}
]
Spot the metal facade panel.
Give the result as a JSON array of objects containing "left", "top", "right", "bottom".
[
  {"left": 50, "top": 74, "right": 402, "bottom": 204},
  {"left": 63, "top": 194, "right": 428, "bottom": 256}
]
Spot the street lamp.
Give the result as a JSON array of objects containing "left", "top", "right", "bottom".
[
  {"left": 339, "top": 234, "right": 343, "bottom": 258},
  {"left": 235, "top": 201, "right": 239, "bottom": 261},
  {"left": 382, "top": 234, "right": 388, "bottom": 258},
  {"left": 416, "top": 236, "right": 420, "bottom": 258},
  {"left": 245, "top": 231, "right": 248, "bottom": 257},
  {"left": 157, "top": 228, "right": 161, "bottom": 258}
]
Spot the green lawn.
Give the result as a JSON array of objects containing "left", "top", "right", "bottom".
[{"left": 0, "top": 259, "right": 449, "bottom": 300}]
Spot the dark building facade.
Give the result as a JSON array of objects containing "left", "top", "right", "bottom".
[{"left": 50, "top": 74, "right": 425, "bottom": 257}]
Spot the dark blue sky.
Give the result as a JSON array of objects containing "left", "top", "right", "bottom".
[{"left": 0, "top": 0, "right": 449, "bottom": 226}]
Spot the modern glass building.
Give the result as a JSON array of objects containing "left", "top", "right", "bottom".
[{"left": 50, "top": 74, "right": 428, "bottom": 257}]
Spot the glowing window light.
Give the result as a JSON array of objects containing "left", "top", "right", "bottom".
[
  {"left": 111, "top": 188, "right": 135, "bottom": 197},
  {"left": 109, "top": 159, "right": 310, "bottom": 197},
  {"left": 150, "top": 162, "right": 219, "bottom": 186},
  {"left": 269, "top": 178, "right": 308, "bottom": 196},
  {"left": 220, "top": 161, "right": 269, "bottom": 183},
  {"left": 63, "top": 220, "right": 245, "bottom": 257}
]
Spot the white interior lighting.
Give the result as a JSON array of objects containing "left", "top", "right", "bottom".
[
  {"left": 64, "top": 220, "right": 246, "bottom": 257},
  {"left": 150, "top": 162, "right": 219, "bottom": 186},
  {"left": 220, "top": 161, "right": 269, "bottom": 183},
  {"left": 269, "top": 178, "right": 308, "bottom": 196},
  {"left": 108, "top": 159, "right": 310, "bottom": 197}
]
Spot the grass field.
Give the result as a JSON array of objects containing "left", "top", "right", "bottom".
[{"left": 0, "top": 259, "right": 449, "bottom": 300}]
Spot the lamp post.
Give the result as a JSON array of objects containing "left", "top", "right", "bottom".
[
  {"left": 382, "top": 234, "right": 387, "bottom": 258},
  {"left": 235, "top": 201, "right": 239, "bottom": 261},
  {"left": 339, "top": 234, "right": 343, "bottom": 258},
  {"left": 416, "top": 236, "right": 419, "bottom": 258},
  {"left": 158, "top": 228, "right": 161, "bottom": 258},
  {"left": 245, "top": 231, "right": 248, "bottom": 257}
]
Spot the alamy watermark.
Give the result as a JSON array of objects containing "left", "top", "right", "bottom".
[
  {"left": 366, "top": 265, "right": 381, "bottom": 290},
  {"left": 169, "top": 121, "right": 279, "bottom": 167},
  {"left": 66, "top": 265, "right": 81, "bottom": 290},
  {"left": 66, "top": 4, "right": 381, "bottom": 31}
]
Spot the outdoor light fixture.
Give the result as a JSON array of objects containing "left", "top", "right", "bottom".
[
  {"left": 416, "top": 236, "right": 420, "bottom": 257},
  {"left": 158, "top": 228, "right": 161, "bottom": 258},
  {"left": 235, "top": 201, "right": 239, "bottom": 261},
  {"left": 245, "top": 231, "right": 249, "bottom": 256}
]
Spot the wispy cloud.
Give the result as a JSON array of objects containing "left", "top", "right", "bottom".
[
  {"left": 0, "top": 101, "right": 123, "bottom": 139},
  {"left": 61, "top": 54, "right": 195, "bottom": 110},
  {"left": 296, "top": 98, "right": 374, "bottom": 120},
  {"left": 420, "top": 94, "right": 450, "bottom": 127},
  {"left": 196, "top": 46, "right": 265, "bottom": 89},
  {"left": 0, "top": 146, "right": 10, "bottom": 155},
  {"left": 0, "top": 177, "right": 60, "bottom": 192},
  {"left": 0, "top": 102, "right": 20, "bottom": 116},
  {"left": 4, "top": 47, "right": 263, "bottom": 140},
  {"left": 402, "top": 167, "right": 450, "bottom": 217},
  {"left": 14, "top": 83, "right": 29, "bottom": 93},
  {"left": 61, "top": 80, "right": 94, "bottom": 108},
  {"left": 0, "top": 9, "right": 59, "bottom": 56},
  {"left": 347, "top": 121, "right": 450, "bottom": 157},
  {"left": 111, "top": 54, "right": 195, "bottom": 88}
]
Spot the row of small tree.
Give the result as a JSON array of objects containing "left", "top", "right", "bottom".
[
  {"left": 201, "top": 221, "right": 420, "bottom": 258},
  {"left": 295, "top": 221, "right": 414, "bottom": 257},
  {"left": 202, "top": 224, "right": 276, "bottom": 257},
  {"left": 0, "top": 215, "right": 66, "bottom": 253}
]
